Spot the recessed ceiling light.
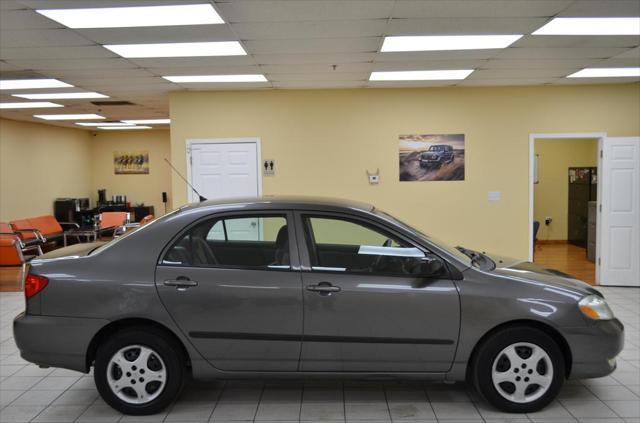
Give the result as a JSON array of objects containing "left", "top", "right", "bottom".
[
  {"left": 76, "top": 122, "right": 134, "bottom": 127},
  {"left": 381, "top": 35, "right": 523, "bottom": 52},
  {"left": 98, "top": 126, "right": 152, "bottom": 130},
  {"left": 36, "top": 4, "right": 223, "bottom": 29},
  {"left": 567, "top": 68, "right": 640, "bottom": 78},
  {"left": 0, "top": 79, "right": 72, "bottom": 90},
  {"left": 163, "top": 74, "right": 267, "bottom": 83},
  {"left": 104, "top": 41, "right": 245, "bottom": 58},
  {"left": 121, "top": 119, "right": 170, "bottom": 124},
  {"left": 0, "top": 102, "right": 63, "bottom": 109},
  {"left": 369, "top": 70, "right": 474, "bottom": 81},
  {"left": 35, "top": 114, "right": 105, "bottom": 120},
  {"left": 13, "top": 92, "right": 108, "bottom": 100},
  {"left": 533, "top": 17, "right": 640, "bottom": 35}
]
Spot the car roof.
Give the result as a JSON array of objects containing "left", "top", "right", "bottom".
[{"left": 181, "top": 196, "right": 375, "bottom": 213}]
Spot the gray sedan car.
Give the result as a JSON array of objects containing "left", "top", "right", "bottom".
[{"left": 14, "top": 197, "right": 623, "bottom": 415}]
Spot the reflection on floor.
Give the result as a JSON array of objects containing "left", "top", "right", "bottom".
[
  {"left": 0, "top": 267, "right": 21, "bottom": 292},
  {"left": 534, "top": 242, "right": 596, "bottom": 285}
]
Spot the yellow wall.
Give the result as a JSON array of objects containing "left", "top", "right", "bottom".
[
  {"left": 0, "top": 118, "right": 92, "bottom": 221},
  {"left": 91, "top": 130, "right": 171, "bottom": 217},
  {"left": 170, "top": 84, "right": 640, "bottom": 260},
  {"left": 534, "top": 139, "right": 598, "bottom": 241}
]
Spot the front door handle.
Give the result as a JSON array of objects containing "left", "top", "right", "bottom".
[
  {"left": 164, "top": 277, "right": 198, "bottom": 289},
  {"left": 306, "top": 282, "right": 341, "bottom": 296}
]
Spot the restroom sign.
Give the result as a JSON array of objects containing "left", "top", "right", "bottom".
[{"left": 263, "top": 159, "right": 275, "bottom": 176}]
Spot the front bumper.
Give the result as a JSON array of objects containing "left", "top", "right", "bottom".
[
  {"left": 563, "top": 318, "right": 624, "bottom": 379},
  {"left": 13, "top": 312, "right": 109, "bottom": 373}
]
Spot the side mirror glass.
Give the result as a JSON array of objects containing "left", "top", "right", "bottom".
[{"left": 420, "top": 255, "right": 445, "bottom": 276}]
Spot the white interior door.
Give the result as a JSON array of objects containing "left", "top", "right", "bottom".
[
  {"left": 600, "top": 137, "right": 640, "bottom": 286},
  {"left": 189, "top": 140, "right": 261, "bottom": 239}
]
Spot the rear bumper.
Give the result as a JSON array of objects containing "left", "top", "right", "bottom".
[
  {"left": 564, "top": 318, "right": 624, "bottom": 379},
  {"left": 13, "top": 312, "right": 108, "bottom": 373}
]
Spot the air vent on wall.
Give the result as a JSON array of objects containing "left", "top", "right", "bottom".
[{"left": 90, "top": 100, "right": 135, "bottom": 106}]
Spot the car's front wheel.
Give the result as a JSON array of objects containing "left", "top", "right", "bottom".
[
  {"left": 94, "top": 326, "right": 185, "bottom": 415},
  {"left": 471, "top": 326, "right": 565, "bottom": 413}
]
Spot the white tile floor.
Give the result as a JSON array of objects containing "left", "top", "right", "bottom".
[{"left": 0, "top": 287, "right": 638, "bottom": 423}]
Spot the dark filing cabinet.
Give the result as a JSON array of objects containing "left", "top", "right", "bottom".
[{"left": 568, "top": 167, "right": 597, "bottom": 248}]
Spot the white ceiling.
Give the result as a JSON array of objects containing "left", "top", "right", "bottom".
[{"left": 0, "top": 0, "right": 639, "bottom": 129}]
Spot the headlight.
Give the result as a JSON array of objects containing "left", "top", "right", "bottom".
[{"left": 579, "top": 295, "right": 614, "bottom": 320}]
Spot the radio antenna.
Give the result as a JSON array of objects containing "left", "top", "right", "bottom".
[{"left": 164, "top": 158, "right": 207, "bottom": 202}]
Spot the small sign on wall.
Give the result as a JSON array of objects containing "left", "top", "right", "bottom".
[{"left": 263, "top": 159, "right": 275, "bottom": 176}]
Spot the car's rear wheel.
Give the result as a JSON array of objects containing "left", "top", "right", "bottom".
[
  {"left": 471, "top": 326, "right": 565, "bottom": 413},
  {"left": 94, "top": 327, "right": 185, "bottom": 415}
]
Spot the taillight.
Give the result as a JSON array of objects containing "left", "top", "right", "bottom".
[{"left": 24, "top": 273, "right": 48, "bottom": 300}]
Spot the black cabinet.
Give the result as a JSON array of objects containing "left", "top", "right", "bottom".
[{"left": 568, "top": 167, "right": 597, "bottom": 248}]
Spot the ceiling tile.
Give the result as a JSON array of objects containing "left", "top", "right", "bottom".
[
  {"left": 0, "top": 46, "right": 116, "bottom": 60},
  {"left": 459, "top": 77, "right": 555, "bottom": 86},
  {"left": 0, "top": 1, "right": 25, "bottom": 10},
  {"left": 5, "top": 57, "right": 137, "bottom": 70},
  {"left": 375, "top": 50, "right": 501, "bottom": 62},
  {"left": 387, "top": 17, "right": 547, "bottom": 35},
  {"left": 232, "top": 19, "right": 387, "bottom": 39},
  {"left": 252, "top": 52, "right": 376, "bottom": 65},
  {"left": 44, "top": 68, "right": 155, "bottom": 79},
  {"left": 392, "top": 1, "right": 572, "bottom": 18},
  {"left": 372, "top": 59, "right": 487, "bottom": 71},
  {"left": 244, "top": 37, "right": 381, "bottom": 54},
  {"left": 468, "top": 68, "right": 573, "bottom": 79},
  {"left": 216, "top": 0, "right": 394, "bottom": 22},
  {"left": 558, "top": 0, "right": 640, "bottom": 17},
  {"left": 483, "top": 58, "right": 599, "bottom": 69},
  {"left": 261, "top": 63, "right": 374, "bottom": 73},
  {"left": 495, "top": 47, "right": 629, "bottom": 60},
  {"left": 267, "top": 72, "right": 368, "bottom": 81},
  {"left": 126, "top": 56, "right": 256, "bottom": 69},
  {"left": 612, "top": 47, "right": 640, "bottom": 60},
  {"left": 0, "top": 29, "right": 91, "bottom": 48},
  {"left": 76, "top": 25, "right": 236, "bottom": 45},
  {"left": 145, "top": 65, "right": 262, "bottom": 76},
  {"left": 273, "top": 80, "right": 365, "bottom": 88},
  {"left": 18, "top": 0, "right": 207, "bottom": 8},
  {"left": 514, "top": 35, "right": 640, "bottom": 49},
  {"left": 0, "top": 9, "right": 62, "bottom": 30}
]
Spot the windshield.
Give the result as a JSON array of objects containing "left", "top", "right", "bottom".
[{"left": 373, "top": 209, "right": 472, "bottom": 266}]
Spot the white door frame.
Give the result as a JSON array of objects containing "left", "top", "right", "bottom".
[
  {"left": 528, "top": 132, "right": 606, "bottom": 283},
  {"left": 185, "top": 138, "right": 262, "bottom": 203}
]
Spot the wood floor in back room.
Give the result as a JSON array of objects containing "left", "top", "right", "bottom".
[{"left": 534, "top": 242, "right": 596, "bottom": 285}]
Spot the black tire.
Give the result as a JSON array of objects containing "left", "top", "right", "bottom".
[
  {"left": 470, "top": 326, "right": 565, "bottom": 413},
  {"left": 94, "top": 326, "right": 185, "bottom": 415}
]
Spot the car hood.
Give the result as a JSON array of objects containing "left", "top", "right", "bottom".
[
  {"left": 484, "top": 253, "right": 601, "bottom": 298},
  {"left": 34, "top": 241, "right": 107, "bottom": 262}
]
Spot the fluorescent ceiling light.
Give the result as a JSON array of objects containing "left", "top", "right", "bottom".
[
  {"left": 76, "top": 122, "right": 134, "bottom": 127},
  {"left": 35, "top": 114, "right": 105, "bottom": 120},
  {"left": 36, "top": 4, "right": 223, "bottom": 28},
  {"left": 567, "top": 68, "right": 640, "bottom": 78},
  {"left": 0, "top": 102, "right": 63, "bottom": 109},
  {"left": 369, "top": 70, "right": 474, "bottom": 81},
  {"left": 163, "top": 74, "right": 267, "bottom": 83},
  {"left": 13, "top": 92, "right": 107, "bottom": 100},
  {"left": 533, "top": 17, "right": 640, "bottom": 35},
  {"left": 104, "top": 41, "right": 245, "bottom": 58},
  {"left": 121, "top": 119, "right": 170, "bottom": 124},
  {"left": 381, "top": 35, "right": 523, "bottom": 52},
  {"left": 98, "top": 126, "right": 152, "bottom": 130},
  {"left": 0, "top": 79, "right": 72, "bottom": 90}
]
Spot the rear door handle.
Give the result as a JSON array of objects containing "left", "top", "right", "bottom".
[
  {"left": 164, "top": 277, "right": 198, "bottom": 288},
  {"left": 306, "top": 282, "right": 341, "bottom": 295}
]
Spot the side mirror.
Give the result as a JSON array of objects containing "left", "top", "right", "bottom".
[{"left": 420, "top": 255, "right": 445, "bottom": 276}]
